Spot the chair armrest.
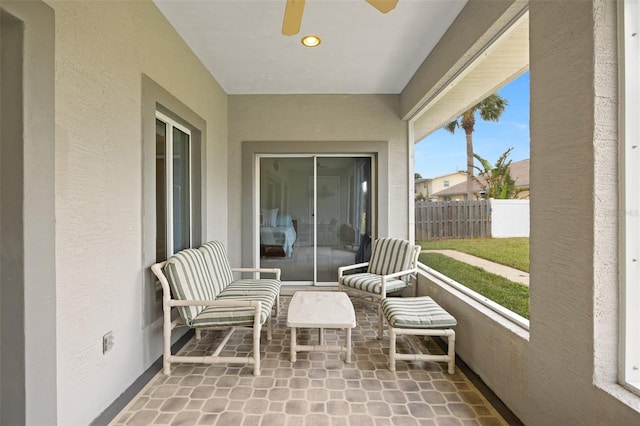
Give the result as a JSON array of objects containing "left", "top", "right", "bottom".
[
  {"left": 338, "top": 262, "right": 369, "bottom": 278},
  {"left": 382, "top": 267, "right": 418, "bottom": 281},
  {"left": 232, "top": 267, "right": 281, "bottom": 280}
]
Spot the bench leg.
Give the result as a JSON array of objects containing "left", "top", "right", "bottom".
[
  {"left": 253, "top": 323, "right": 261, "bottom": 376},
  {"left": 389, "top": 326, "right": 397, "bottom": 372},
  {"left": 163, "top": 304, "right": 172, "bottom": 376},
  {"left": 377, "top": 305, "right": 384, "bottom": 339},
  {"left": 267, "top": 316, "right": 273, "bottom": 341}
]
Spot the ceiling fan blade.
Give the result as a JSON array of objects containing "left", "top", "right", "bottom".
[
  {"left": 365, "top": 0, "right": 399, "bottom": 14},
  {"left": 282, "top": 0, "right": 306, "bottom": 36}
]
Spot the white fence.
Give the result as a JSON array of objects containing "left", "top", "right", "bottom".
[{"left": 490, "top": 199, "right": 530, "bottom": 238}]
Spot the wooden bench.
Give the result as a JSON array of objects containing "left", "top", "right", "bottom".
[{"left": 151, "top": 241, "right": 281, "bottom": 376}]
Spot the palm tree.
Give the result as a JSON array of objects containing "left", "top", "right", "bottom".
[
  {"left": 444, "top": 94, "right": 508, "bottom": 200},
  {"left": 473, "top": 148, "right": 518, "bottom": 199}
]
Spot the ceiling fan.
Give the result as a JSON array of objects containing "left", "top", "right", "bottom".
[{"left": 282, "top": 0, "right": 399, "bottom": 36}]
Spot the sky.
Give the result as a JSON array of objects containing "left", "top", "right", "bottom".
[{"left": 414, "top": 71, "right": 530, "bottom": 179}]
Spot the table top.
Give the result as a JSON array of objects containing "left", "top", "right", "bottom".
[{"left": 286, "top": 291, "right": 356, "bottom": 328}]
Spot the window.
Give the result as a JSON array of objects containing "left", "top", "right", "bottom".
[
  {"left": 141, "top": 77, "right": 204, "bottom": 326},
  {"left": 156, "top": 111, "right": 192, "bottom": 261},
  {"left": 621, "top": 0, "right": 640, "bottom": 396},
  {"left": 444, "top": 180, "right": 450, "bottom": 187}
]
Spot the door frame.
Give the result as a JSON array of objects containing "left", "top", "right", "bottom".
[
  {"left": 242, "top": 141, "right": 390, "bottom": 273},
  {"left": 255, "top": 154, "right": 376, "bottom": 286}
]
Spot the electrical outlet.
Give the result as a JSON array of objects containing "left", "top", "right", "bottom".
[{"left": 103, "top": 331, "right": 114, "bottom": 354}]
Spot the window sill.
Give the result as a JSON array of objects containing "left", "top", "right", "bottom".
[
  {"left": 417, "top": 262, "right": 530, "bottom": 332},
  {"left": 594, "top": 381, "right": 640, "bottom": 414}
]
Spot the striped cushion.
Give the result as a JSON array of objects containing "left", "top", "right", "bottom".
[
  {"left": 381, "top": 297, "right": 457, "bottom": 329},
  {"left": 198, "top": 241, "right": 235, "bottom": 297},
  {"left": 341, "top": 273, "right": 408, "bottom": 295},
  {"left": 221, "top": 279, "right": 281, "bottom": 300},
  {"left": 368, "top": 238, "right": 416, "bottom": 277},
  {"left": 164, "top": 249, "right": 216, "bottom": 326},
  {"left": 191, "top": 293, "right": 275, "bottom": 328}
]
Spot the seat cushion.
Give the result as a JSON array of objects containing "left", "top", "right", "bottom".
[
  {"left": 381, "top": 297, "right": 457, "bottom": 329},
  {"left": 221, "top": 279, "right": 281, "bottom": 300},
  {"left": 199, "top": 241, "right": 235, "bottom": 297},
  {"left": 341, "top": 273, "right": 409, "bottom": 295},
  {"left": 191, "top": 292, "right": 275, "bottom": 328},
  {"left": 368, "top": 238, "right": 416, "bottom": 277},
  {"left": 164, "top": 248, "right": 216, "bottom": 326}
]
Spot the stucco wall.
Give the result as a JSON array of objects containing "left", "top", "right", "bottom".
[
  {"left": 528, "top": 0, "right": 639, "bottom": 422},
  {"left": 48, "top": 1, "right": 228, "bottom": 424},
  {"left": 227, "top": 95, "right": 409, "bottom": 268},
  {"left": 416, "top": 274, "right": 530, "bottom": 421},
  {"left": 1, "top": 2, "right": 57, "bottom": 424}
]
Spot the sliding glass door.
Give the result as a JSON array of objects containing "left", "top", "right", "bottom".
[{"left": 258, "top": 155, "right": 373, "bottom": 285}]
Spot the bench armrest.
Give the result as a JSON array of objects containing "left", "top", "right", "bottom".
[
  {"left": 168, "top": 298, "right": 261, "bottom": 309},
  {"left": 231, "top": 267, "right": 281, "bottom": 280}
]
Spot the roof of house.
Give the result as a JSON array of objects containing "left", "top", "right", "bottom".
[
  {"left": 431, "top": 159, "right": 529, "bottom": 197},
  {"left": 430, "top": 170, "right": 467, "bottom": 181}
]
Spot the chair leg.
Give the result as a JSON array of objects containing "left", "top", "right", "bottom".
[{"left": 195, "top": 329, "right": 202, "bottom": 340}]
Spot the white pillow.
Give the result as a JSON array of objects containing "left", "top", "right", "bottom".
[{"left": 261, "top": 208, "right": 279, "bottom": 227}]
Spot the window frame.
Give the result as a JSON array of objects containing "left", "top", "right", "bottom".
[
  {"left": 141, "top": 76, "right": 205, "bottom": 327},
  {"left": 620, "top": 0, "right": 640, "bottom": 396},
  {"left": 156, "top": 110, "right": 193, "bottom": 259}
]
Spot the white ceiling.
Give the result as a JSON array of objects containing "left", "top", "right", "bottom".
[{"left": 153, "top": 0, "right": 467, "bottom": 95}]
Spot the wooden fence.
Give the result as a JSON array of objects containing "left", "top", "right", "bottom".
[{"left": 415, "top": 200, "right": 491, "bottom": 240}]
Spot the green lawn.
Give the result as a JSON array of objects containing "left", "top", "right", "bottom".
[
  {"left": 419, "top": 237, "right": 530, "bottom": 272},
  {"left": 417, "top": 238, "right": 530, "bottom": 319}
]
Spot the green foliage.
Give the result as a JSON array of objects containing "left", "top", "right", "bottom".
[
  {"left": 415, "top": 172, "right": 423, "bottom": 179},
  {"left": 419, "top": 237, "right": 530, "bottom": 272},
  {"left": 420, "top": 253, "right": 530, "bottom": 319},
  {"left": 473, "top": 147, "right": 518, "bottom": 199},
  {"left": 443, "top": 94, "right": 508, "bottom": 136}
]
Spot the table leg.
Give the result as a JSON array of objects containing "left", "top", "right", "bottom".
[
  {"left": 291, "top": 327, "right": 297, "bottom": 363},
  {"left": 319, "top": 328, "right": 324, "bottom": 345},
  {"left": 346, "top": 327, "right": 352, "bottom": 363}
]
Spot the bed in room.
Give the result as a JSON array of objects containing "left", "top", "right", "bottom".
[{"left": 260, "top": 210, "right": 297, "bottom": 258}]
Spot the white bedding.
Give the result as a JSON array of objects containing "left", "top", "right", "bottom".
[{"left": 260, "top": 225, "right": 297, "bottom": 257}]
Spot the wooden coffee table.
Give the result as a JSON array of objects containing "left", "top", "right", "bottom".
[{"left": 287, "top": 291, "right": 356, "bottom": 363}]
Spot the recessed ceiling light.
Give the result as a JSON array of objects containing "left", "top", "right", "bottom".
[{"left": 301, "top": 35, "right": 321, "bottom": 47}]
